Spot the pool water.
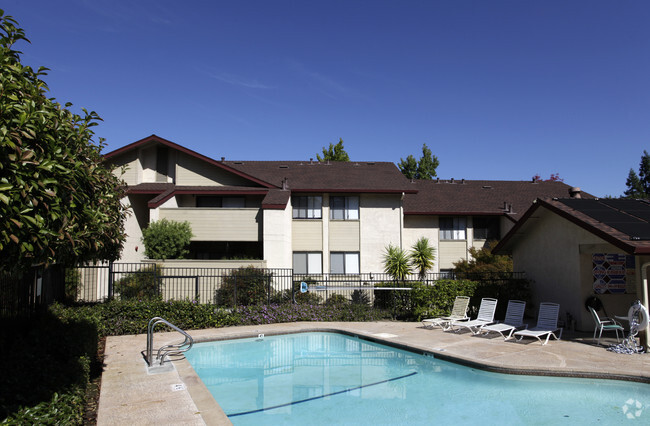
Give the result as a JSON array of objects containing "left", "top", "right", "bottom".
[{"left": 185, "top": 332, "right": 650, "bottom": 425}]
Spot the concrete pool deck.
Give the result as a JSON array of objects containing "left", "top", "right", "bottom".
[{"left": 97, "top": 321, "right": 650, "bottom": 425}]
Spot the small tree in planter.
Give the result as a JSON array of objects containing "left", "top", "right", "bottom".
[{"left": 141, "top": 219, "right": 193, "bottom": 260}]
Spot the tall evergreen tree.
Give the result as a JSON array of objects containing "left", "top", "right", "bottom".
[
  {"left": 624, "top": 151, "right": 650, "bottom": 198},
  {"left": 398, "top": 144, "right": 439, "bottom": 179},
  {"left": 317, "top": 138, "right": 350, "bottom": 162}
]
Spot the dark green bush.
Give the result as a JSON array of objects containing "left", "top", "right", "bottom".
[
  {"left": 141, "top": 219, "right": 193, "bottom": 260},
  {"left": 64, "top": 268, "right": 81, "bottom": 303},
  {"left": 0, "top": 311, "right": 97, "bottom": 424},
  {"left": 325, "top": 293, "right": 348, "bottom": 306},
  {"left": 351, "top": 289, "right": 371, "bottom": 306},
  {"left": 113, "top": 264, "right": 163, "bottom": 300},
  {"left": 214, "top": 266, "right": 274, "bottom": 307}
]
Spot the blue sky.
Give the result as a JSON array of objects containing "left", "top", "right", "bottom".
[{"left": 4, "top": 1, "right": 649, "bottom": 197}]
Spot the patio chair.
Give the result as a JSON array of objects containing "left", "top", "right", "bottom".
[
  {"left": 421, "top": 296, "right": 470, "bottom": 330},
  {"left": 514, "top": 302, "right": 563, "bottom": 345},
  {"left": 588, "top": 306, "right": 624, "bottom": 345},
  {"left": 480, "top": 300, "right": 527, "bottom": 340},
  {"left": 449, "top": 298, "right": 498, "bottom": 334}
]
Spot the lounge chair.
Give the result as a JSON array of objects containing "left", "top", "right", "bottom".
[
  {"left": 449, "top": 298, "right": 498, "bottom": 334},
  {"left": 588, "top": 306, "right": 624, "bottom": 345},
  {"left": 421, "top": 296, "right": 470, "bottom": 330},
  {"left": 514, "top": 302, "right": 563, "bottom": 345},
  {"left": 480, "top": 300, "right": 527, "bottom": 340}
]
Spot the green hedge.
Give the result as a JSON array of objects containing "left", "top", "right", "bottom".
[
  {"left": 373, "top": 278, "right": 532, "bottom": 321},
  {"left": 0, "top": 312, "right": 96, "bottom": 424}
]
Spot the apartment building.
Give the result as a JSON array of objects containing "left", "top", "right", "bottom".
[{"left": 105, "top": 135, "right": 589, "bottom": 273}]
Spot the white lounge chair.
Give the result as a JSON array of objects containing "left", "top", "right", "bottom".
[
  {"left": 588, "top": 306, "right": 624, "bottom": 345},
  {"left": 514, "top": 302, "right": 563, "bottom": 345},
  {"left": 480, "top": 300, "right": 526, "bottom": 340},
  {"left": 449, "top": 298, "right": 498, "bottom": 334},
  {"left": 421, "top": 296, "right": 470, "bottom": 330}
]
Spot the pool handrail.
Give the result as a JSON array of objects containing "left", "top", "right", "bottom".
[{"left": 146, "top": 317, "right": 193, "bottom": 366}]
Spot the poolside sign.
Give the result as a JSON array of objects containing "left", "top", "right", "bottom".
[{"left": 592, "top": 253, "right": 630, "bottom": 294}]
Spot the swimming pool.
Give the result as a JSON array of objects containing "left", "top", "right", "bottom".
[{"left": 185, "top": 332, "right": 650, "bottom": 425}]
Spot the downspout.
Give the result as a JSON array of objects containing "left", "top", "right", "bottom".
[
  {"left": 400, "top": 192, "right": 405, "bottom": 249},
  {"left": 641, "top": 262, "right": 650, "bottom": 350}
]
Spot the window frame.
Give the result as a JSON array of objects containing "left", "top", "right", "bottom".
[
  {"left": 330, "top": 252, "right": 360, "bottom": 274},
  {"left": 292, "top": 196, "right": 323, "bottom": 219},
  {"left": 330, "top": 196, "right": 360, "bottom": 221},
  {"left": 472, "top": 216, "right": 500, "bottom": 240},
  {"left": 439, "top": 216, "right": 467, "bottom": 240},
  {"left": 293, "top": 252, "right": 323, "bottom": 274}
]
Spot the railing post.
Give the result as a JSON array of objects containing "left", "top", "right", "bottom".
[
  {"left": 194, "top": 276, "right": 199, "bottom": 301},
  {"left": 107, "top": 261, "right": 114, "bottom": 299}
]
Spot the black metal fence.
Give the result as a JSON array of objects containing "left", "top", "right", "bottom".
[{"left": 2, "top": 263, "right": 527, "bottom": 316}]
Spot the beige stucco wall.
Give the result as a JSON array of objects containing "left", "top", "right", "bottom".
[
  {"left": 263, "top": 206, "right": 293, "bottom": 269},
  {"left": 119, "top": 196, "right": 147, "bottom": 263},
  {"left": 359, "top": 194, "right": 402, "bottom": 273},
  {"left": 403, "top": 215, "right": 439, "bottom": 272},
  {"left": 511, "top": 208, "right": 639, "bottom": 331}
]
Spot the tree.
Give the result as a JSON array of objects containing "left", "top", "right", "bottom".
[
  {"left": 0, "top": 11, "right": 127, "bottom": 274},
  {"left": 452, "top": 240, "right": 512, "bottom": 278},
  {"left": 141, "top": 219, "right": 193, "bottom": 260},
  {"left": 317, "top": 138, "right": 350, "bottom": 162},
  {"left": 409, "top": 237, "right": 435, "bottom": 279},
  {"left": 398, "top": 144, "right": 439, "bottom": 179},
  {"left": 532, "top": 173, "right": 564, "bottom": 182},
  {"left": 624, "top": 150, "right": 650, "bottom": 198},
  {"left": 382, "top": 244, "right": 411, "bottom": 281}
]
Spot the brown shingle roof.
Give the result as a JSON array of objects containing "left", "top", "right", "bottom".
[
  {"left": 225, "top": 160, "right": 415, "bottom": 193},
  {"left": 495, "top": 198, "right": 650, "bottom": 255},
  {"left": 403, "top": 179, "right": 594, "bottom": 221}
]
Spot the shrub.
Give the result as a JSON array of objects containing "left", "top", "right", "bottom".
[
  {"left": 351, "top": 289, "right": 371, "bottom": 306},
  {"left": 214, "top": 266, "right": 274, "bottom": 307},
  {"left": 325, "top": 294, "right": 348, "bottom": 306},
  {"left": 113, "top": 264, "right": 163, "bottom": 300},
  {"left": 0, "top": 311, "right": 97, "bottom": 424},
  {"left": 64, "top": 268, "right": 81, "bottom": 303},
  {"left": 382, "top": 245, "right": 411, "bottom": 281},
  {"left": 277, "top": 278, "right": 323, "bottom": 305},
  {"left": 141, "top": 219, "right": 193, "bottom": 260}
]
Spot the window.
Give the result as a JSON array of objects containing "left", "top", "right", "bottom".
[
  {"left": 330, "top": 196, "right": 359, "bottom": 220},
  {"left": 440, "top": 217, "right": 466, "bottom": 240},
  {"left": 439, "top": 269, "right": 455, "bottom": 279},
  {"left": 156, "top": 146, "right": 169, "bottom": 182},
  {"left": 196, "top": 196, "right": 245, "bottom": 207},
  {"left": 473, "top": 216, "right": 500, "bottom": 240},
  {"left": 293, "top": 252, "right": 322, "bottom": 274},
  {"left": 292, "top": 196, "right": 322, "bottom": 219},
  {"left": 330, "top": 252, "right": 360, "bottom": 274}
]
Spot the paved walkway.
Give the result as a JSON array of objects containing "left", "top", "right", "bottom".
[{"left": 97, "top": 321, "right": 650, "bottom": 425}]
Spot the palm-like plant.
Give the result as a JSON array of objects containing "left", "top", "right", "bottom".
[
  {"left": 410, "top": 237, "right": 435, "bottom": 280},
  {"left": 383, "top": 244, "right": 412, "bottom": 281}
]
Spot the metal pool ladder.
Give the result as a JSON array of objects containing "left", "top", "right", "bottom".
[{"left": 146, "top": 317, "right": 193, "bottom": 367}]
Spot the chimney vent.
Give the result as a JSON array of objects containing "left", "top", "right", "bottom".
[
  {"left": 221, "top": 157, "right": 225, "bottom": 162},
  {"left": 569, "top": 187, "right": 582, "bottom": 199}
]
